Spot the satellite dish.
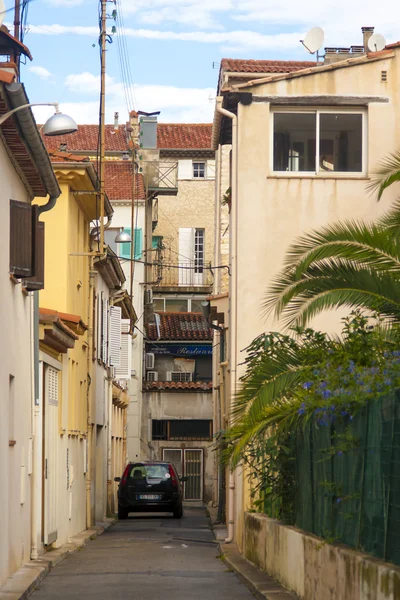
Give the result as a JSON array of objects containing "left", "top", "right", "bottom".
[
  {"left": 302, "top": 27, "right": 325, "bottom": 54},
  {"left": 367, "top": 33, "right": 386, "bottom": 52},
  {"left": 0, "top": 0, "right": 5, "bottom": 28}
]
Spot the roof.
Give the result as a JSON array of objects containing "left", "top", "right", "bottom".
[
  {"left": 40, "top": 307, "right": 88, "bottom": 334},
  {"left": 157, "top": 124, "right": 212, "bottom": 149},
  {"left": 146, "top": 312, "right": 212, "bottom": 341},
  {"left": 0, "top": 88, "right": 50, "bottom": 197},
  {"left": 221, "top": 58, "right": 316, "bottom": 74},
  {"left": 39, "top": 312, "right": 78, "bottom": 340},
  {"left": 43, "top": 124, "right": 130, "bottom": 153},
  {"left": 0, "top": 26, "right": 32, "bottom": 60},
  {"left": 104, "top": 161, "right": 145, "bottom": 200},
  {"left": 230, "top": 48, "right": 396, "bottom": 91},
  {"left": 143, "top": 381, "right": 213, "bottom": 392}
]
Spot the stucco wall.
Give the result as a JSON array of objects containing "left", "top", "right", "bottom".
[
  {"left": 0, "top": 139, "right": 33, "bottom": 586},
  {"left": 243, "top": 513, "right": 400, "bottom": 600}
]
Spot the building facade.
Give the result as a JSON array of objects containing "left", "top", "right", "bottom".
[{"left": 211, "top": 32, "right": 400, "bottom": 550}]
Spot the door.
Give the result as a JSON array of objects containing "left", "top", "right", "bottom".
[
  {"left": 43, "top": 365, "right": 59, "bottom": 545},
  {"left": 162, "top": 448, "right": 203, "bottom": 501},
  {"left": 183, "top": 449, "right": 203, "bottom": 500}
]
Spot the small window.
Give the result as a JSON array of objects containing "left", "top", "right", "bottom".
[
  {"left": 152, "top": 419, "right": 212, "bottom": 441},
  {"left": 193, "top": 162, "right": 205, "bottom": 178},
  {"left": 167, "top": 372, "right": 192, "bottom": 382},
  {"left": 194, "top": 229, "right": 204, "bottom": 274},
  {"left": 165, "top": 299, "right": 188, "bottom": 312},
  {"left": 273, "top": 111, "right": 363, "bottom": 174},
  {"left": 190, "top": 299, "right": 205, "bottom": 313}
]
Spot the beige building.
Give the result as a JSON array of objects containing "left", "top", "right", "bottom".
[{"left": 210, "top": 29, "right": 400, "bottom": 597}]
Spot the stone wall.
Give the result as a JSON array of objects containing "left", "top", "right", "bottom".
[{"left": 243, "top": 513, "right": 400, "bottom": 600}]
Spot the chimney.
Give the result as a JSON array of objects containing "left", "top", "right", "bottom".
[
  {"left": 362, "top": 27, "right": 374, "bottom": 52},
  {"left": 114, "top": 111, "right": 119, "bottom": 131}
]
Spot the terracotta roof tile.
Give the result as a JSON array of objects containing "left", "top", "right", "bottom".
[
  {"left": 104, "top": 161, "right": 145, "bottom": 201},
  {"left": 147, "top": 312, "right": 212, "bottom": 341},
  {"left": 221, "top": 58, "right": 316, "bottom": 74},
  {"left": 40, "top": 307, "right": 88, "bottom": 332},
  {"left": 43, "top": 124, "right": 130, "bottom": 153},
  {"left": 143, "top": 381, "right": 212, "bottom": 392},
  {"left": 157, "top": 124, "right": 212, "bottom": 149},
  {"left": 0, "top": 69, "right": 15, "bottom": 84}
]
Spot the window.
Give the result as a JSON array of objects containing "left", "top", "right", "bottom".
[
  {"left": 193, "top": 162, "right": 205, "bottom": 178},
  {"left": 152, "top": 235, "right": 163, "bottom": 250},
  {"left": 194, "top": 229, "right": 204, "bottom": 274},
  {"left": 165, "top": 298, "right": 188, "bottom": 312},
  {"left": 154, "top": 298, "right": 165, "bottom": 312},
  {"left": 167, "top": 372, "right": 192, "bottom": 382},
  {"left": 152, "top": 420, "right": 213, "bottom": 441},
  {"left": 273, "top": 110, "right": 364, "bottom": 174}
]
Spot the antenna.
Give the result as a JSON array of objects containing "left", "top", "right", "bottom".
[
  {"left": 300, "top": 27, "right": 325, "bottom": 62},
  {"left": 367, "top": 33, "right": 386, "bottom": 52},
  {"left": 0, "top": 0, "right": 5, "bottom": 28}
]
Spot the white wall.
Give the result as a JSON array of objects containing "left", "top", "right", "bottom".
[
  {"left": 110, "top": 201, "right": 146, "bottom": 462},
  {"left": 0, "top": 139, "right": 34, "bottom": 586}
]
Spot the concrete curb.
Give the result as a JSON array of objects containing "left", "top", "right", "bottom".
[
  {"left": 0, "top": 518, "right": 116, "bottom": 600},
  {"left": 219, "top": 543, "right": 298, "bottom": 600}
]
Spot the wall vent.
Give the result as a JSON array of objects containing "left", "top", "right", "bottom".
[{"left": 381, "top": 70, "right": 388, "bottom": 82}]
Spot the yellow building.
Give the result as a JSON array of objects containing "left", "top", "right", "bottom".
[{"left": 35, "top": 155, "right": 132, "bottom": 550}]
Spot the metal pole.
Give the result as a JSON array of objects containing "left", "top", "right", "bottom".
[
  {"left": 14, "top": 0, "right": 21, "bottom": 40},
  {"left": 99, "top": 0, "right": 107, "bottom": 253}
]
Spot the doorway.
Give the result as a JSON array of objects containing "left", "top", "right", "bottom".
[{"left": 162, "top": 448, "right": 203, "bottom": 501}]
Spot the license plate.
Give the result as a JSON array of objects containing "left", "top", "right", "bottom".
[{"left": 138, "top": 494, "right": 161, "bottom": 500}]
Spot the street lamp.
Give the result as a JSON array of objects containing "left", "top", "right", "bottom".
[
  {"left": 0, "top": 102, "right": 77, "bottom": 136},
  {"left": 115, "top": 227, "right": 132, "bottom": 244}
]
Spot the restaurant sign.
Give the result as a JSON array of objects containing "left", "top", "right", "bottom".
[{"left": 150, "top": 344, "right": 212, "bottom": 356}]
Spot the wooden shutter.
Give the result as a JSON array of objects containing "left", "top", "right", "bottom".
[
  {"left": 178, "top": 227, "right": 194, "bottom": 285},
  {"left": 134, "top": 228, "right": 143, "bottom": 260},
  {"left": 120, "top": 227, "right": 131, "bottom": 260},
  {"left": 96, "top": 294, "right": 101, "bottom": 361},
  {"left": 109, "top": 305, "right": 122, "bottom": 367},
  {"left": 9, "top": 199, "right": 33, "bottom": 278},
  {"left": 102, "top": 296, "right": 109, "bottom": 365},
  {"left": 115, "top": 319, "right": 132, "bottom": 380},
  {"left": 25, "top": 207, "right": 45, "bottom": 291},
  {"left": 178, "top": 159, "right": 193, "bottom": 180},
  {"left": 207, "top": 159, "right": 216, "bottom": 180}
]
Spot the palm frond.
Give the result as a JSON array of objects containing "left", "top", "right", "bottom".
[
  {"left": 377, "top": 199, "right": 400, "bottom": 231},
  {"left": 265, "top": 261, "right": 400, "bottom": 328},
  {"left": 366, "top": 150, "right": 400, "bottom": 200}
]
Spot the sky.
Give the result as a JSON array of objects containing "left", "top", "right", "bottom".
[{"left": 1, "top": 0, "right": 399, "bottom": 125}]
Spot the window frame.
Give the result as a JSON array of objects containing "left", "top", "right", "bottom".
[{"left": 270, "top": 107, "right": 367, "bottom": 178}]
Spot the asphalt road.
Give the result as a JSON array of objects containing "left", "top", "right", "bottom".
[{"left": 31, "top": 507, "right": 255, "bottom": 599}]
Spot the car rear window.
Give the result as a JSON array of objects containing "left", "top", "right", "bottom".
[{"left": 129, "top": 464, "right": 170, "bottom": 479}]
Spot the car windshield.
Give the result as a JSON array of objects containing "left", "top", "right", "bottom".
[{"left": 129, "top": 464, "right": 170, "bottom": 479}]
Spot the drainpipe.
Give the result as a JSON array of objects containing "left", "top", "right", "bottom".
[{"left": 215, "top": 99, "right": 238, "bottom": 544}]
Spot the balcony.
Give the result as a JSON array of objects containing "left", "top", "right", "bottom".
[
  {"left": 152, "top": 251, "right": 213, "bottom": 290},
  {"left": 140, "top": 160, "right": 178, "bottom": 196}
]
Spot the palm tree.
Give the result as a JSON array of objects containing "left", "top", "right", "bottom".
[{"left": 264, "top": 151, "right": 400, "bottom": 329}]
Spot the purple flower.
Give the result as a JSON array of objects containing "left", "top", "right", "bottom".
[
  {"left": 337, "top": 451, "right": 343, "bottom": 456},
  {"left": 336, "top": 498, "right": 342, "bottom": 503},
  {"left": 303, "top": 381, "right": 313, "bottom": 390},
  {"left": 322, "top": 389, "right": 332, "bottom": 399}
]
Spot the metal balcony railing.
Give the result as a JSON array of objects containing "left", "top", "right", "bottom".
[
  {"left": 140, "top": 161, "right": 178, "bottom": 196},
  {"left": 152, "top": 255, "right": 213, "bottom": 288}
]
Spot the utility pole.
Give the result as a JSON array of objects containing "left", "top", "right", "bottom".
[
  {"left": 13, "top": 0, "right": 20, "bottom": 40},
  {"left": 99, "top": 0, "right": 107, "bottom": 253}
]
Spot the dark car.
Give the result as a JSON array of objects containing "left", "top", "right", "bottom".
[{"left": 114, "top": 461, "right": 185, "bottom": 519}]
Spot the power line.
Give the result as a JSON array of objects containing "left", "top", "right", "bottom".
[{"left": 119, "top": 256, "right": 230, "bottom": 275}]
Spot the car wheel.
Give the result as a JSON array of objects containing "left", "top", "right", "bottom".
[
  {"left": 118, "top": 505, "right": 129, "bottom": 520},
  {"left": 173, "top": 503, "right": 183, "bottom": 519}
]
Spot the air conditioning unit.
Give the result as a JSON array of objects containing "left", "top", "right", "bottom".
[
  {"left": 166, "top": 371, "right": 192, "bottom": 382},
  {"left": 145, "top": 289, "right": 153, "bottom": 305},
  {"left": 146, "top": 371, "right": 158, "bottom": 382},
  {"left": 145, "top": 352, "right": 155, "bottom": 369}
]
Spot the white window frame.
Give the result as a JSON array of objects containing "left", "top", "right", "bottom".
[
  {"left": 270, "top": 107, "right": 367, "bottom": 178},
  {"left": 193, "top": 161, "right": 206, "bottom": 179},
  {"left": 167, "top": 371, "right": 193, "bottom": 382},
  {"left": 153, "top": 297, "right": 206, "bottom": 312}
]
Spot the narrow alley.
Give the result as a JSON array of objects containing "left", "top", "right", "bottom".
[{"left": 30, "top": 508, "right": 254, "bottom": 600}]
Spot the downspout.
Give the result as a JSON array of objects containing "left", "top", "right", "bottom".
[
  {"left": 215, "top": 99, "right": 238, "bottom": 544},
  {"left": 86, "top": 256, "right": 95, "bottom": 528}
]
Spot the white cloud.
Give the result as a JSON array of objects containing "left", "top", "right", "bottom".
[
  {"left": 32, "top": 72, "right": 215, "bottom": 124},
  {"left": 29, "top": 65, "right": 52, "bottom": 79}
]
